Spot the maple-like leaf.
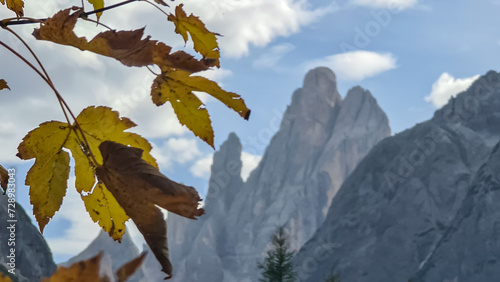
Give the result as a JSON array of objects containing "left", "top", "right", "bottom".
[
  {"left": 17, "top": 106, "right": 155, "bottom": 239},
  {"left": 96, "top": 141, "right": 205, "bottom": 279},
  {"left": 116, "top": 251, "right": 147, "bottom": 282},
  {"left": 0, "top": 79, "right": 10, "bottom": 91},
  {"left": 0, "top": 164, "right": 8, "bottom": 193},
  {"left": 0, "top": 0, "right": 24, "bottom": 17},
  {"left": 17, "top": 121, "right": 72, "bottom": 232},
  {"left": 168, "top": 4, "right": 220, "bottom": 67},
  {"left": 151, "top": 70, "right": 250, "bottom": 147},
  {"left": 87, "top": 0, "right": 105, "bottom": 21}
]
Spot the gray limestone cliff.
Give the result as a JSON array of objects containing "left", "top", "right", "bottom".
[
  {"left": 413, "top": 141, "right": 500, "bottom": 281},
  {"left": 167, "top": 67, "right": 391, "bottom": 281},
  {"left": 293, "top": 70, "right": 500, "bottom": 282},
  {"left": 0, "top": 197, "right": 56, "bottom": 281}
]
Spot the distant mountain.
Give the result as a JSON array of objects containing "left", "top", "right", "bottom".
[
  {"left": 0, "top": 197, "right": 56, "bottom": 281},
  {"left": 167, "top": 67, "right": 391, "bottom": 281},
  {"left": 293, "top": 70, "right": 500, "bottom": 281}
]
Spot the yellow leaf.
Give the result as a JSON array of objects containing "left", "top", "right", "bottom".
[
  {"left": 18, "top": 107, "right": 156, "bottom": 240},
  {"left": 168, "top": 4, "right": 220, "bottom": 67},
  {"left": 170, "top": 69, "right": 250, "bottom": 119},
  {"left": 64, "top": 106, "right": 157, "bottom": 240},
  {"left": 27, "top": 150, "right": 70, "bottom": 233},
  {"left": 86, "top": 0, "right": 104, "bottom": 20},
  {"left": 17, "top": 121, "right": 70, "bottom": 160},
  {"left": 0, "top": 0, "right": 24, "bottom": 17},
  {"left": 0, "top": 79, "right": 10, "bottom": 91},
  {"left": 82, "top": 182, "right": 129, "bottom": 241},
  {"left": 17, "top": 121, "right": 71, "bottom": 232},
  {"left": 151, "top": 72, "right": 214, "bottom": 146},
  {"left": 151, "top": 70, "right": 251, "bottom": 146},
  {"left": 96, "top": 141, "right": 204, "bottom": 279},
  {"left": 42, "top": 252, "right": 104, "bottom": 282}
]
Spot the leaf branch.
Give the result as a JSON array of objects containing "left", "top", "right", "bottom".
[{"left": 0, "top": 0, "right": 141, "bottom": 27}]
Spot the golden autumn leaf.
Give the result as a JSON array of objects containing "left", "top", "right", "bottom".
[
  {"left": 168, "top": 4, "right": 220, "bottom": 67},
  {"left": 96, "top": 141, "right": 205, "bottom": 279},
  {"left": 0, "top": 164, "right": 8, "bottom": 193},
  {"left": 17, "top": 106, "right": 155, "bottom": 240},
  {"left": 17, "top": 121, "right": 72, "bottom": 232},
  {"left": 87, "top": 0, "right": 104, "bottom": 20},
  {"left": 0, "top": 79, "right": 10, "bottom": 91},
  {"left": 151, "top": 70, "right": 250, "bottom": 147},
  {"left": 0, "top": 0, "right": 24, "bottom": 17},
  {"left": 42, "top": 252, "right": 104, "bottom": 282},
  {"left": 116, "top": 251, "right": 147, "bottom": 282}
]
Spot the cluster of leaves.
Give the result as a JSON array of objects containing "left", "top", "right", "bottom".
[
  {"left": 0, "top": 252, "right": 146, "bottom": 282},
  {"left": 1, "top": 0, "right": 250, "bottom": 279}
]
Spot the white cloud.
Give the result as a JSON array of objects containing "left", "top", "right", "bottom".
[
  {"left": 241, "top": 152, "right": 262, "bottom": 181},
  {"left": 306, "top": 51, "right": 397, "bottom": 81},
  {"left": 351, "top": 0, "right": 418, "bottom": 10},
  {"left": 253, "top": 43, "right": 295, "bottom": 70},
  {"left": 425, "top": 73, "right": 480, "bottom": 108},
  {"left": 190, "top": 154, "right": 214, "bottom": 179},
  {"left": 151, "top": 138, "right": 203, "bottom": 168},
  {"left": 182, "top": 0, "right": 333, "bottom": 57}
]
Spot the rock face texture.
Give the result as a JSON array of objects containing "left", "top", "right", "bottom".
[
  {"left": 62, "top": 230, "right": 149, "bottom": 282},
  {"left": 0, "top": 197, "right": 56, "bottom": 282},
  {"left": 293, "top": 70, "right": 500, "bottom": 282},
  {"left": 414, "top": 141, "right": 500, "bottom": 282},
  {"left": 167, "top": 67, "right": 391, "bottom": 281}
]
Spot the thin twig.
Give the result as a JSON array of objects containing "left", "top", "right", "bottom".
[
  {"left": 0, "top": 0, "right": 141, "bottom": 27},
  {"left": 0, "top": 40, "right": 99, "bottom": 166},
  {"left": 81, "top": 17, "right": 113, "bottom": 30},
  {"left": 141, "top": 0, "right": 169, "bottom": 17}
]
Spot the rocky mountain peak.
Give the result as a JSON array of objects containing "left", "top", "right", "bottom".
[
  {"left": 288, "top": 67, "right": 341, "bottom": 124},
  {"left": 303, "top": 67, "right": 339, "bottom": 97},
  {"left": 205, "top": 132, "right": 244, "bottom": 212}
]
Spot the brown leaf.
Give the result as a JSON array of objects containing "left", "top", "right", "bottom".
[
  {"left": 0, "top": 164, "right": 8, "bottom": 194},
  {"left": 42, "top": 252, "right": 108, "bottom": 282},
  {"left": 0, "top": 79, "right": 10, "bottom": 91},
  {"left": 33, "top": 8, "right": 212, "bottom": 72},
  {"left": 96, "top": 141, "right": 204, "bottom": 279},
  {"left": 116, "top": 251, "right": 147, "bottom": 282},
  {"left": 153, "top": 43, "right": 212, "bottom": 73}
]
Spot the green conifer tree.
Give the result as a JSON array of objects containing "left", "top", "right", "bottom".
[{"left": 257, "top": 226, "right": 296, "bottom": 282}]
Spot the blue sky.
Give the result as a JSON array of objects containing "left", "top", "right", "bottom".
[{"left": 1, "top": 0, "right": 499, "bottom": 263}]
